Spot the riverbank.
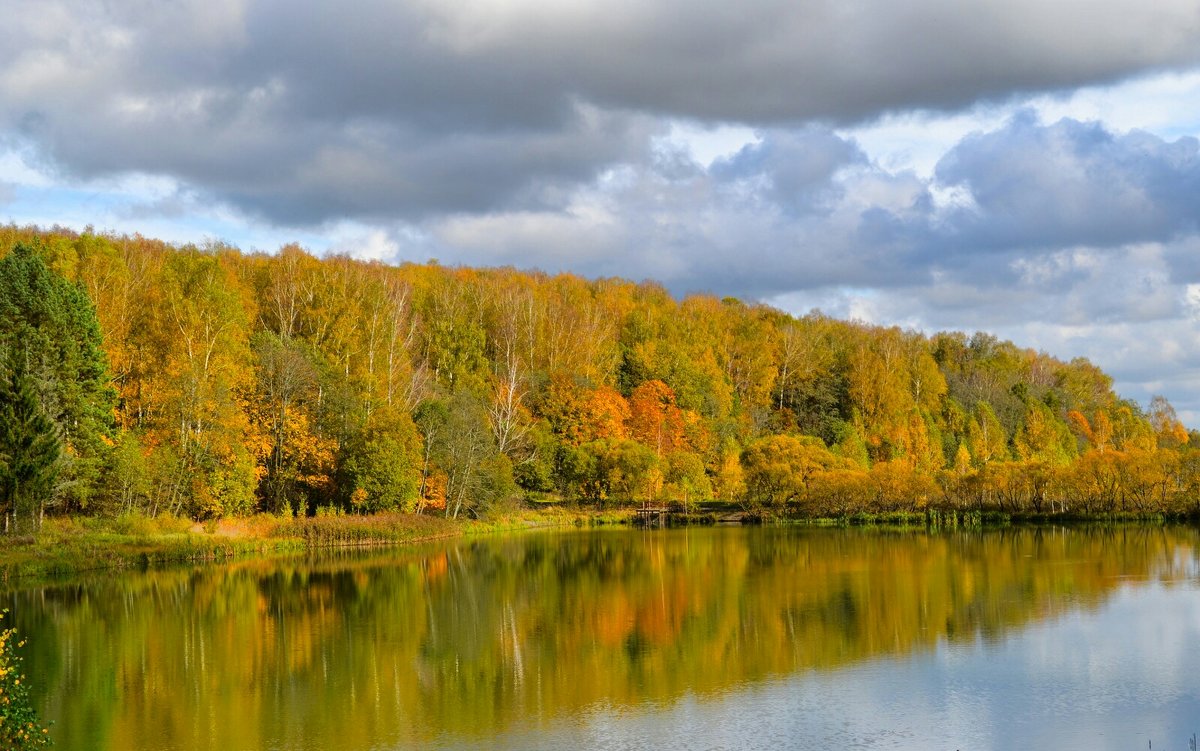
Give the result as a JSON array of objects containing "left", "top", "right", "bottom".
[
  {"left": 0, "top": 506, "right": 643, "bottom": 582},
  {"left": 637, "top": 503, "right": 1200, "bottom": 529},
  {"left": 4, "top": 504, "right": 1196, "bottom": 582}
]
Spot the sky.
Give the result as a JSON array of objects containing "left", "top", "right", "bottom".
[{"left": 2, "top": 0, "right": 1200, "bottom": 421}]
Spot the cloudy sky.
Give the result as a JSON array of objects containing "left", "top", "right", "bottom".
[{"left": 3, "top": 0, "right": 1200, "bottom": 420}]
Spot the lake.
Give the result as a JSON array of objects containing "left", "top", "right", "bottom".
[{"left": 9, "top": 525, "right": 1200, "bottom": 750}]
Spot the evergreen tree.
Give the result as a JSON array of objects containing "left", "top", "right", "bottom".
[
  {"left": 0, "top": 358, "right": 61, "bottom": 533},
  {"left": 0, "top": 242, "right": 115, "bottom": 511}
]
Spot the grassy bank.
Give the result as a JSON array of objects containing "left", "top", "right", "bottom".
[
  {"left": 778, "top": 507, "right": 1200, "bottom": 530},
  {"left": 4, "top": 503, "right": 1193, "bottom": 582},
  {"left": 0, "top": 506, "right": 642, "bottom": 582}
]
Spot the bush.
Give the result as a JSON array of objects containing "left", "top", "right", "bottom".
[{"left": 0, "top": 611, "right": 51, "bottom": 749}]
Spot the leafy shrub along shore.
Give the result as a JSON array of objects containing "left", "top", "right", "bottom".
[{"left": 0, "top": 611, "right": 51, "bottom": 749}]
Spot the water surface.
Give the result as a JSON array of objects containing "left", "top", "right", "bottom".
[{"left": 11, "top": 525, "right": 1200, "bottom": 750}]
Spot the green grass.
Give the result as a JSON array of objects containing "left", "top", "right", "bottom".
[
  {"left": 0, "top": 506, "right": 640, "bottom": 582},
  {"left": 4, "top": 503, "right": 1194, "bottom": 582},
  {"left": 0, "top": 512, "right": 454, "bottom": 582}
]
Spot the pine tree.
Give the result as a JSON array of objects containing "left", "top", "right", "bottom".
[
  {"left": 0, "top": 242, "right": 115, "bottom": 512},
  {"left": 0, "top": 358, "right": 61, "bottom": 533}
]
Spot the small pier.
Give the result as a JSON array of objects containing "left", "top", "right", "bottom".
[{"left": 634, "top": 502, "right": 669, "bottom": 527}]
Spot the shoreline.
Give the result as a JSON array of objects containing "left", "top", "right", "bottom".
[
  {"left": 0, "top": 507, "right": 632, "bottom": 584},
  {"left": 3, "top": 505, "right": 1196, "bottom": 584}
]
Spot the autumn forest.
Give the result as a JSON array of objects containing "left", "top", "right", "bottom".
[{"left": 1, "top": 225, "right": 1197, "bottom": 533}]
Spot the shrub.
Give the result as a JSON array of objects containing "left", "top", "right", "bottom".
[{"left": 0, "top": 610, "right": 51, "bottom": 749}]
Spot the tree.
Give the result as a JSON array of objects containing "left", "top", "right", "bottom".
[
  {"left": 847, "top": 334, "right": 914, "bottom": 462},
  {"left": 627, "top": 380, "right": 687, "bottom": 456},
  {"left": 1091, "top": 410, "right": 1114, "bottom": 452},
  {"left": 415, "top": 392, "right": 509, "bottom": 519},
  {"left": 712, "top": 438, "right": 746, "bottom": 501},
  {"left": 0, "top": 359, "right": 61, "bottom": 533},
  {"left": 966, "top": 402, "right": 1008, "bottom": 466},
  {"left": 535, "top": 374, "right": 590, "bottom": 445},
  {"left": 599, "top": 439, "right": 661, "bottom": 504},
  {"left": 0, "top": 226, "right": 1182, "bottom": 522},
  {"left": 662, "top": 451, "right": 713, "bottom": 510},
  {"left": 741, "top": 434, "right": 840, "bottom": 508},
  {"left": 420, "top": 271, "right": 488, "bottom": 393},
  {"left": 583, "top": 387, "right": 631, "bottom": 442},
  {"left": 833, "top": 419, "right": 871, "bottom": 468},
  {"left": 153, "top": 248, "right": 257, "bottom": 517},
  {"left": 109, "top": 430, "right": 152, "bottom": 514},
  {"left": 1014, "top": 400, "right": 1075, "bottom": 465},
  {"left": 74, "top": 233, "right": 137, "bottom": 400},
  {"left": 563, "top": 439, "right": 660, "bottom": 508},
  {"left": 250, "top": 332, "right": 327, "bottom": 513},
  {"left": 340, "top": 406, "right": 422, "bottom": 513},
  {"left": 536, "top": 378, "right": 630, "bottom": 445},
  {"left": 953, "top": 443, "right": 972, "bottom": 475},
  {"left": 1148, "top": 395, "right": 1188, "bottom": 449},
  {"left": 0, "top": 242, "right": 116, "bottom": 512}
]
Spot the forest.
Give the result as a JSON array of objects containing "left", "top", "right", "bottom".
[{"left": 1, "top": 224, "right": 1197, "bottom": 532}]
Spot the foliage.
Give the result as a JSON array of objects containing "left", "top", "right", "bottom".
[
  {"left": 0, "top": 611, "right": 51, "bottom": 749},
  {"left": 340, "top": 407, "right": 422, "bottom": 514},
  {"left": 0, "top": 242, "right": 115, "bottom": 514},
  {"left": 742, "top": 434, "right": 842, "bottom": 508},
  {"left": 0, "top": 225, "right": 1194, "bottom": 522},
  {"left": 662, "top": 451, "right": 713, "bottom": 510},
  {"left": 415, "top": 391, "right": 511, "bottom": 518},
  {"left": 0, "top": 360, "right": 61, "bottom": 533}
]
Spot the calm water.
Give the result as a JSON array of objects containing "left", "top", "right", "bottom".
[{"left": 9, "top": 525, "right": 1200, "bottom": 750}]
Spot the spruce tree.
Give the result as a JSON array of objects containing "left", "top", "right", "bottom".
[
  {"left": 0, "top": 242, "right": 115, "bottom": 513},
  {"left": 0, "top": 358, "right": 61, "bottom": 533}
]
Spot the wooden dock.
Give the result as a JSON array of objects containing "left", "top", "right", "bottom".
[{"left": 634, "top": 503, "right": 669, "bottom": 526}]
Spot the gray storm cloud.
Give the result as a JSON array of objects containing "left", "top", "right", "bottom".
[
  {"left": 2, "top": 0, "right": 1200, "bottom": 224},
  {"left": 429, "top": 116, "right": 1200, "bottom": 305},
  {"left": 4, "top": 1, "right": 1200, "bottom": 419},
  {"left": 936, "top": 114, "right": 1200, "bottom": 251}
]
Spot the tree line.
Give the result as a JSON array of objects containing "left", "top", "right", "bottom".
[{"left": 1, "top": 225, "right": 1196, "bottom": 531}]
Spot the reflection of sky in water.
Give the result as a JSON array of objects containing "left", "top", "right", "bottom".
[{"left": 450, "top": 582, "right": 1200, "bottom": 751}]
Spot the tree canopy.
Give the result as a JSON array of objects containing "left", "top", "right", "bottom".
[
  {"left": 0, "top": 241, "right": 115, "bottom": 521},
  {"left": 0, "top": 225, "right": 1195, "bottom": 523}
]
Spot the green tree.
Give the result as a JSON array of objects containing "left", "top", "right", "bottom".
[
  {"left": 108, "top": 430, "right": 151, "bottom": 514},
  {"left": 561, "top": 439, "right": 661, "bottom": 509},
  {"left": 598, "top": 439, "right": 660, "bottom": 504},
  {"left": 340, "top": 406, "right": 423, "bottom": 513},
  {"left": 663, "top": 450, "right": 713, "bottom": 510},
  {"left": 416, "top": 392, "right": 508, "bottom": 519},
  {"left": 0, "top": 242, "right": 115, "bottom": 512},
  {"left": 966, "top": 402, "right": 1009, "bottom": 466},
  {"left": 0, "top": 360, "right": 61, "bottom": 533},
  {"left": 1014, "top": 400, "right": 1076, "bottom": 466}
]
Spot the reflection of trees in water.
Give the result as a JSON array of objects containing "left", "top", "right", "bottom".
[{"left": 9, "top": 525, "right": 1200, "bottom": 751}]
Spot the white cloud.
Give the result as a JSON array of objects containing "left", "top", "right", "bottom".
[{"left": 662, "top": 121, "right": 760, "bottom": 168}]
